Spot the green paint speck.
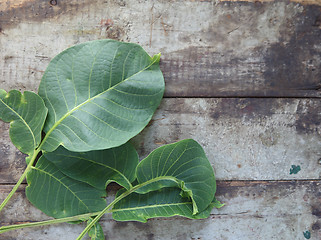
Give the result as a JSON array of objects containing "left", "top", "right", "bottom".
[
  {"left": 303, "top": 231, "right": 311, "bottom": 239},
  {"left": 290, "top": 165, "right": 301, "bottom": 175}
]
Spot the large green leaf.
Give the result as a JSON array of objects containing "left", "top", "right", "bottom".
[
  {"left": 112, "top": 188, "right": 216, "bottom": 222},
  {"left": 44, "top": 142, "right": 139, "bottom": 190},
  {"left": 0, "top": 89, "right": 47, "bottom": 158},
  {"left": 25, "top": 156, "right": 106, "bottom": 219},
  {"left": 38, "top": 39, "right": 164, "bottom": 153},
  {"left": 134, "top": 139, "right": 216, "bottom": 214}
]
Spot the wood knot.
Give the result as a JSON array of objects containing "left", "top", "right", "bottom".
[{"left": 313, "top": 15, "right": 321, "bottom": 27}]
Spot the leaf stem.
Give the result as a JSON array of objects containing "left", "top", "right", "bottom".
[
  {"left": 76, "top": 187, "right": 132, "bottom": 239},
  {"left": 0, "top": 211, "right": 101, "bottom": 234},
  {"left": 0, "top": 149, "right": 40, "bottom": 212},
  {"left": 0, "top": 176, "right": 176, "bottom": 237},
  {"left": 76, "top": 176, "right": 172, "bottom": 240}
]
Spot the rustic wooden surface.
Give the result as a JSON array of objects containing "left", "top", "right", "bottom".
[
  {"left": 0, "top": 0, "right": 320, "bottom": 240},
  {"left": 2, "top": 98, "right": 320, "bottom": 183},
  {"left": 0, "top": 180, "right": 320, "bottom": 240},
  {"left": 0, "top": 0, "right": 320, "bottom": 97}
]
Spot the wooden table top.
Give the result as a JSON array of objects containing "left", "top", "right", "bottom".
[{"left": 0, "top": 0, "right": 320, "bottom": 239}]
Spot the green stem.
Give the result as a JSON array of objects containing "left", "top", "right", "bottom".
[
  {"left": 0, "top": 211, "right": 101, "bottom": 234},
  {"left": 0, "top": 149, "right": 40, "bottom": 212},
  {"left": 76, "top": 188, "right": 132, "bottom": 240},
  {"left": 0, "top": 124, "right": 53, "bottom": 213},
  {"left": 0, "top": 176, "right": 175, "bottom": 237},
  {"left": 77, "top": 176, "right": 173, "bottom": 240}
]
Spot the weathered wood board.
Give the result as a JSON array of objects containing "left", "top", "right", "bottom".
[
  {"left": 1, "top": 98, "right": 320, "bottom": 183},
  {"left": 0, "top": 0, "right": 320, "bottom": 97},
  {"left": 0, "top": 0, "right": 320, "bottom": 240},
  {"left": 132, "top": 98, "right": 321, "bottom": 180},
  {"left": 0, "top": 180, "right": 320, "bottom": 239}
]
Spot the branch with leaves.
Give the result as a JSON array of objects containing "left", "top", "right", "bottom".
[{"left": 0, "top": 40, "right": 222, "bottom": 240}]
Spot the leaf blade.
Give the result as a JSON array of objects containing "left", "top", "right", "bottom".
[
  {"left": 0, "top": 89, "right": 48, "bottom": 157},
  {"left": 38, "top": 40, "right": 164, "bottom": 152},
  {"left": 44, "top": 142, "right": 139, "bottom": 190},
  {"left": 135, "top": 139, "right": 216, "bottom": 214},
  {"left": 25, "top": 156, "right": 107, "bottom": 219},
  {"left": 112, "top": 188, "right": 215, "bottom": 222},
  {"left": 87, "top": 218, "right": 105, "bottom": 240}
]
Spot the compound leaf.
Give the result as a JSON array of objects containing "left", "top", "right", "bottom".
[
  {"left": 0, "top": 89, "right": 47, "bottom": 160},
  {"left": 44, "top": 142, "right": 139, "bottom": 190},
  {"left": 25, "top": 156, "right": 106, "bottom": 219},
  {"left": 38, "top": 39, "right": 164, "bottom": 152}
]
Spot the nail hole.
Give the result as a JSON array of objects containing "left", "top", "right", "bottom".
[{"left": 49, "top": 0, "right": 57, "bottom": 6}]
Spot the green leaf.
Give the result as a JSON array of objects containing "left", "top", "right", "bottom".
[
  {"left": 212, "top": 198, "right": 225, "bottom": 209},
  {"left": 25, "top": 156, "right": 107, "bottom": 219},
  {"left": 87, "top": 218, "right": 105, "bottom": 240},
  {"left": 112, "top": 188, "right": 215, "bottom": 222},
  {"left": 134, "top": 139, "right": 216, "bottom": 215},
  {"left": 44, "top": 142, "right": 139, "bottom": 190},
  {"left": 38, "top": 39, "right": 164, "bottom": 152},
  {"left": 0, "top": 89, "right": 48, "bottom": 158}
]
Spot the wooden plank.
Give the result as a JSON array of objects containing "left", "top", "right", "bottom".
[
  {"left": 0, "top": 180, "right": 320, "bottom": 239},
  {"left": 0, "top": 121, "right": 28, "bottom": 184},
  {"left": 131, "top": 98, "right": 321, "bottom": 181},
  {"left": 0, "top": 0, "right": 320, "bottom": 97},
  {"left": 0, "top": 98, "right": 320, "bottom": 183},
  {"left": 223, "top": 0, "right": 321, "bottom": 4}
]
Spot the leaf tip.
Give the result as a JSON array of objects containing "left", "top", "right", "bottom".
[
  {"left": 152, "top": 53, "right": 161, "bottom": 63},
  {"left": 213, "top": 198, "right": 225, "bottom": 209},
  {"left": 0, "top": 89, "right": 7, "bottom": 98}
]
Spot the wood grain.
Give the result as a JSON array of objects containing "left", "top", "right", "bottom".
[
  {"left": 133, "top": 98, "right": 321, "bottom": 181},
  {"left": 0, "top": 0, "right": 320, "bottom": 239},
  {"left": 0, "top": 0, "right": 320, "bottom": 97},
  {"left": 221, "top": 0, "right": 321, "bottom": 5},
  {"left": 0, "top": 180, "right": 320, "bottom": 239},
  {"left": 0, "top": 98, "right": 320, "bottom": 183}
]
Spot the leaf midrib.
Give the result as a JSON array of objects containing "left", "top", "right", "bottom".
[
  {"left": 40, "top": 54, "right": 159, "bottom": 150},
  {"left": 135, "top": 171, "right": 199, "bottom": 214},
  {"left": 111, "top": 202, "right": 192, "bottom": 213},
  {"left": 135, "top": 175, "right": 180, "bottom": 192}
]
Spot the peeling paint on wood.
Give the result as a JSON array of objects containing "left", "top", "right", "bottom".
[
  {"left": 0, "top": 122, "right": 27, "bottom": 184},
  {"left": 132, "top": 98, "right": 321, "bottom": 180},
  {"left": 0, "top": 0, "right": 320, "bottom": 97}
]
